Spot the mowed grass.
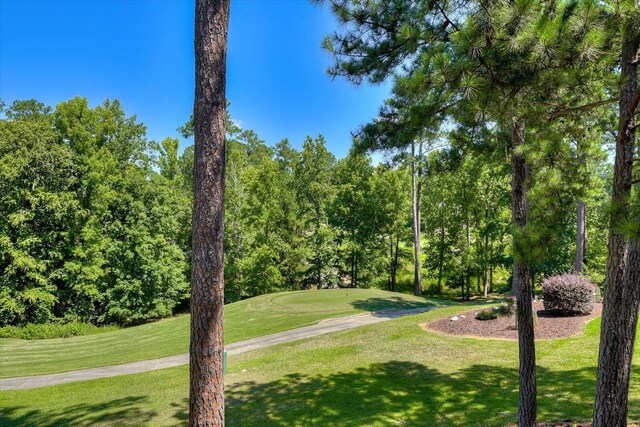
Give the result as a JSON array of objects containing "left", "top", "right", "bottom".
[
  {"left": 0, "top": 289, "right": 433, "bottom": 378},
  {"left": 3, "top": 305, "right": 639, "bottom": 426}
]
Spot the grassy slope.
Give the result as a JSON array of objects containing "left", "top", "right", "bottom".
[
  {"left": 3, "top": 305, "right": 638, "bottom": 426},
  {"left": 0, "top": 289, "right": 433, "bottom": 378}
]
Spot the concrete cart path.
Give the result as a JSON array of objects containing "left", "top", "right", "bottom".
[{"left": 0, "top": 306, "right": 436, "bottom": 391}]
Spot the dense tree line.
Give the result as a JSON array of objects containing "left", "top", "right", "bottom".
[
  {"left": 317, "top": 0, "right": 637, "bottom": 424},
  {"left": 0, "top": 98, "right": 191, "bottom": 326},
  {"left": 0, "top": 94, "right": 612, "bottom": 328}
]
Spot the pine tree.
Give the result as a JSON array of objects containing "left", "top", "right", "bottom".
[
  {"left": 318, "top": 1, "right": 611, "bottom": 424},
  {"left": 190, "top": 0, "right": 229, "bottom": 424},
  {"left": 593, "top": 3, "right": 640, "bottom": 425}
]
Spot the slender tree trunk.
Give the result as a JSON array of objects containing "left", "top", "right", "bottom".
[
  {"left": 484, "top": 227, "right": 489, "bottom": 297},
  {"left": 190, "top": 0, "right": 229, "bottom": 425},
  {"left": 354, "top": 254, "right": 358, "bottom": 288},
  {"left": 411, "top": 141, "right": 423, "bottom": 296},
  {"left": 575, "top": 141, "right": 587, "bottom": 274},
  {"left": 392, "top": 237, "right": 399, "bottom": 292},
  {"left": 483, "top": 270, "right": 488, "bottom": 297},
  {"left": 489, "top": 239, "right": 494, "bottom": 293},
  {"left": 511, "top": 117, "right": 536, "bottom": 427},
  {"left": 350, "top": 229, "right": 355, "bottom": 288},
  {"left": 465, "top": 274, "right": 471, "bottom": 301},
  {"left": 593, "top": 16, "right": 639, "bottom": 426},
  {"left": 351, "top": 248, "right": 355, "bottom": 288},
  {"left": 437, "top": 218, "right": 445, "bottom": 294},
  {"left": 388, "top": 237, "right": 393, "bottom": 291},
  {"left": 575, "top": 200, "right": 586, "bottom": 273}
]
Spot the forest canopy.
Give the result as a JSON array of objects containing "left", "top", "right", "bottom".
[{"left": 0, "top": 96, "right": 611, "bottom": 327}]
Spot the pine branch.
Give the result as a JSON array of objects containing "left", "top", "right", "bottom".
[
  {"left": 548, "top": 97, "right": 618, "bottom": 120},
  {"left": 617, "top": 89, "right": 640, "bottom": 147},
  {"left": 433, "top": 1, "right": 460, "bottom": 32}
]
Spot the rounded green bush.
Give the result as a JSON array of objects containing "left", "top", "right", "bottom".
[{"left": 475, "top": 309, "right": 498, "bottom": 321}]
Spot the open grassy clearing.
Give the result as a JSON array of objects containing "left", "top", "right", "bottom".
[
  {"left": 0, "top": 289, "right": 433, "bottom": 378},
  {"left": 3, "top": 304, "right": 637, "bottom": 426}
]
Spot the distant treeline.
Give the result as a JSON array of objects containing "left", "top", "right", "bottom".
[{"left": 0, "top": 97, "right": 610, "bottom": 326}]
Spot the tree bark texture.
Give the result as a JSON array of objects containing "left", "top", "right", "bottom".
[
  {"left": 411, "top": 141, "right": 423, "bottom": 296},
  {"left": 511, "top": 118, "right": 537, "bottom": 427},
  {"left": 593, "top": 13, "right": 639, "bottom": 426},
  {"left": 190, "top": 0, "right": 229, "bottom": 425}
]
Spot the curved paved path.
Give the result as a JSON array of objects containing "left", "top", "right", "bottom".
[{"left": 0, "top": 306, "right": 435, "bottom": 391}]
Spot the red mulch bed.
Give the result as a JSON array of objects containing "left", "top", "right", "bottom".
[{"left": 424, "top": 301, "right": 602, "bottom": 340}]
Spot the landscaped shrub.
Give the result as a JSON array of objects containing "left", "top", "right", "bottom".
[
  {"left": 542, "top": 274, "right": 596, "bottom": 315},
  {"left": 476, "top": 300, "right": 515, "bottom": 321},
  {"left": 494, "top": 299, "right": 515, "bottom": 317},
  {"left": 476, "top": 309, "right": 498, "bottom": 320},
  {"left": 0, "top": 321, "right": 119, "bottom": 340}
]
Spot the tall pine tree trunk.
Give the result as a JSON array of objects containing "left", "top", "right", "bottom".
[
  {"left": 190, "top": 0, "right": 229, "bottom": 425},
  {"left": 575, "top": 142, "right": 587, "bottom": 274},
  {"left": 575, "top": 200, "right": 586, "bottom": 273},
  {"left": 593, "top": 14, "right": 639, "bottom": 425},
  {"left": 511, "top": 117, "right": 536, "bottom": 427},
  {"left": 411, "top": 141, "right": 423, "bottom": 296},
  {"left": 465, "top": 204, "right": 472, "bottom": 300}
]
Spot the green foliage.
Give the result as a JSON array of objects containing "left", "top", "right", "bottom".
[
  {"left": 0, "top": 97, "right": 189, "bottom": 326},
  {"left": 476, "top": 300, "right": 514, "bottom": 320},
  {"left": 475, "top": 309, "right": 499, "bottom": 320},
  {"left": 0, "top": 91, "right": 613, "bottom": 327},
  {"left": 0, "top": 321, "right": 118, "bottom": 340},
  {"left": 494, "top": 300, "right": 516, "bottom": 317}
]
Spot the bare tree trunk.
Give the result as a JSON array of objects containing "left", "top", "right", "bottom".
[
  {"left": 437, "top": 217, "right": 445, "bottom": 294},
  {"left": 351, "top": 247, "right": 355, "bottom": 288},
  {"left": 575, "top": 140, "right": 587, "bottom": 274},
  {"left": 484, "top": 227, "right": 489, "bottom": 297},
  {"left": 190, "top": 0, "right": 229, "bottom": 425},
  {"left": 411, "top": 141, "right": 423, "bottom": 296},
  {"left": 489, "top": 239, "right": 494, "bottom": 293},
  {"left": 388, "top": 237, "right": 393, "bottom": 291},
  {"left": 575, "top": 200, "right": 586, "bottom": 273},
  {"left": 511, "top": 117, "right": 536, "bottom": 427},
  {"left": 593, "top": 15, "right": 639, "bottom": 426},
  {"left": 465, "top": 274, "right": 471, "bottom": 301},
  {"left": 392, "top": 237, "right": 399, "bottom": 292},
  {"left": 354, "top": 254, "right": 358, "bottom": 288}
]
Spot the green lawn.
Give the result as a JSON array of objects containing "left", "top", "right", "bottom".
[
  {"left": 0, "top": 289, "right": 433, "bottom": 378},
  {"left": 3, "top": 304, "right": 637, "bottom": 426}
]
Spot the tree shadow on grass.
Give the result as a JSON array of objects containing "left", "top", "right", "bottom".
[
  {"left": 350, "top": 297, "right": 434, "bottom": 313},
  {"left": 0, "top": 396, "right": 156, "bottom": 427},
  {"left": 350, "top": 296, "right": 491, "bottom": 315},
  {"left": 218, "top": 361, "right": 640, "bottom": 427}
]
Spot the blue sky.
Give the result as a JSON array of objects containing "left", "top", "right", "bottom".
[{"left": 0, "top": 0, "right": 391, "bottom": 158}]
